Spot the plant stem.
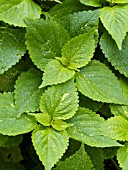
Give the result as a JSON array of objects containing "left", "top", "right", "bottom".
[{"left": 111, "top": 159, "right": 121, "bottom": 170}]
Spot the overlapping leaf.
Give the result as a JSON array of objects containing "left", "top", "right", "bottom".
[
  {"left": 0, "top": 93, "right": 36, "bottom": 136},
  {"left": 80, "top": 0, "right": 104, "bottom": 7},
  {"left": 54, "top": 144, "right": 93, "bottom": 170},
  {"left": 76, "top": 60, "right": 127, "bottom": 104},
  {"left": 110, "top": 104, "right": 128, "bottom": 118},
  {"left": 100, "top": 31, "right": 128, "bottom": 77},
  {"left": 25, "top": 19, "right": 70, "bottom": 71},
  {"left": 59, "top": 33, "right": 95, "bottom": 70},
  {"left": 40, "top": 79, "right": 79, "bottom": 120},
  {"left": 32, "top": 125, "right": 69, "bottom": 170},
  {"left": 14, "top": 69, "right": 44, "bottom": 115},
  {"left": 67, "top": 108, "right": 121, "bottom": 147},
  {"left": 0, "top": 28, "right": 26, "bottom": 74},
  {"left": 0, "top": 0, "right": 41, "bottom": 27},
  {"left": 39, "top": 60, "right": 75, "bottom": 88},
  {"left": 100, "top": 5, "right": 128, "bottom": 50}
]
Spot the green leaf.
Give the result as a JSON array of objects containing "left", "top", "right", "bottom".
[
  {"left": 106, "top": 0, "right": 128, "bottom": 3},
  {"left": 14, "top": 69, "right": 44, "bottom": 115},
  {"left": 80, "top": 0, "right": 104, "bottom": 7},
  {"left": 0, "top": 28, "right": 26, "bottom": 74},
  {"left": 54, "top": 144, "right": 93, "bottom": 170},
  {"left": 32, "top": 125, "right": 69, "bottom": 170},
  {"left": 100, "top": 31, "right": 128, "bottom": 77},
  {"left": 31, "top": 113, "right": 51, "bottom": 126},
  {"left": 104, "top": 116, "right": 128, "bottom": 141},
  {"left": 40, "top": 79, "right": 79, "bottom": 120},
  {"left": 100, "top": 5, "right": 128, "bottom": 50},
  {"left": 117, "top": 142, "right": 128, "bottom": 170},
  {"left": 0, "top": 0, "right": 41, "bottom": 27},
  {"left": 0, "top": 162, "right": 25, "bottom": 170},
  {"left": 25, "top": 19, "right": 70, "bottom": 71},
  {"left": 60, "top": 10, "right": 100, "bottom": 38},
  {"left": 76, "top": 60, "right": 127, "bottom": 104},
  {"left": 51, "top": 119, "right": 73, "bottom": 131},
  {"left": 103, "top": 147, "right": 118, "bottom": 159},
  {"left": 59, "top": 32, "right": 96, "bottom": 70},
  {"left": 0, "top": 92, "right": 36, "bottom": 136},
  {"left": 39, "top": 60, "right": 75, "bottom": 88},
  {"left": 0, "top": 134, "right": 23, "bottom": 148},
  {"left": 67, "top": 108, "right": 121, "bottom": 147},
  {"left": 119, "top": 77, "right": 128, "bottom": 103},
  {"left": 110, "top": 104, "right": 128, "bottom": 118}
]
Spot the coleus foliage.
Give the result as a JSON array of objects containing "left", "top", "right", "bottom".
[{"left": 0, "top": 0, "right": 128, "bottom": 169}]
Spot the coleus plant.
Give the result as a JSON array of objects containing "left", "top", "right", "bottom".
[{"left": 0, "top": 0, "right": 128, "bottom": 169}]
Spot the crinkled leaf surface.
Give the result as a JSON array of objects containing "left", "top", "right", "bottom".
[
  {"left": 40, "top": 79, "right": 79, "bottom": 120},
  {"left": 0, "top": 28, "right": 26, "bottom": 74},
  {"left": 39, "top": 60, "right": 75, "bottom": 88},
  {"left": 25, "top": 19, "right": 70, "bottom": 71},
  {"left": 14, "top": 69, "right": 44, "bottom": 115},
  {"left": 100, "top": 5, "right": 128, "bottom": 50},
  {"left": 80, "top": 0, "right": 104, "bottom": 7},
  {"left": 0, "top": 0, "right": 41, "bottom": 27},
  {"left": 0, "top": 92, "right": 36, "bottom": 136},
  {"left": 54, "top": 144, "right": 93, "bottom": 170},
  {"left": 117, "top": 142, "right": 128, "bottom": 170},
  {"left": 76, "top": 60, "right": 126, "bottom": 104},
  {"left": 100, "top": 31, "right": 128, "bottom": 77},
  {"left": 106, "top": 0, "right": 128, "bottom": 3},
  {"left": 60, "top": 10, "right": 100, "bottom": 38},
  {"left": 103, "top": 116, "right": 128, "bottom": 141},
  {"left": 32, "top": 125, "right": 69, "bottom": 170},
  {"left": 67, "top": 108, "right": 121, "bottom": 147},
  {"left": 59, "top": 33, "right": 95, "bottom": 70}
]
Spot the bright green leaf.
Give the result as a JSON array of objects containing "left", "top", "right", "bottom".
[
  {"left": 119, "top": 77, "right": 128, "bottom": 103},
  {"left": 32, "top": 125, "right": 69, "bottom": 170},
  {"left": 110, "top": 104, "right": 128, "bottom": 118},
  {"left": 54, "top": 144, "right": 93, "bottom": 170},
  {"left": 51, "top": 119, "right": 73, "bottom": 131},
  {"left": 80, "top": 0, "right": 104, "bottom": 7},
  {"left": 76, "top": 60, "right": 127, "bottom": 104},
  {"left": 0, "top": 28, "right": 26, "bottom": 74},
  {"left": 25, "top": 19, "right": 70, "bottom": 71},
  {"left": 40, "top": 79, "right": 79, "bottom": 120},
  {"left": 117, "top": 142, "right": 128, "bottom": 170},
  {"left": 100, "top": 5, "right": 128, "bottom": 50},
  {"left": 106, "top": 0, "right": 128, "bottom": 3},
  {"left": 59, "top": 32, "right": 96, "bottom": 70},
  {"left": 39, "top": 60, "right": 75, "bottom": 88},
  {"left": 100, "top": 31, "right": 128, "bottom": 77},
  {"left": 0, "top": 0, "right": 41, "bottom": 27},
  {"left": 67, "top": 108, "right": 121, "bottom": 147},
  {"left": 14, "top": 69, "right": 44, "bottom": 115}
]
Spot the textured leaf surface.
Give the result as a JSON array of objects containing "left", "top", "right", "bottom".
[
  {"left": 14, "top": 69, "right": 44, "bottom": 115},
  {"left": 100, "top": 31, "right": 128, "bottom": 77},
  {"left": 59, "top": 33, "right": 95, "bottom": 70},
  {"left": 40, "top": 80, "right": 78, "bottom": 120},
  {"left": 106, "top": 0, "right": 128, "bottom": 3},
  {"left": 0, "top": 93, "right": 36, "bottom": 136},
  {"left": 26, "top": 19, "right": 70, "bottom": 71},
  {"left": 67, "top": 108, "right": 121, "bottom": 147},
  {"left": 104, "top": 116, "right": 128, "bottom": 141},
  {"left": 0, "top": 28, "right": 26, "bottom": 74},
  {"left": 119, "top": 77, "right": 128, "bottom": 103},
  {"left": 32, "top": 126, "right": 69, "bottom": 170},
  {"left": 0, "top": 0, "right": 41, "bottom": 27},
  {"left": 54, "top": 144, "right": 93, "bottom": 170},
  {"left": 60, "top": 10, "right": 100, "bottom": 38},
  {"left": 117, "top": 142, "right": 128, "bottom": 170},
  {"left": 110, "top": 104, "right": 128, "bottom": 118},
  {"left": 39, "top": 60, "right": 75, "bottom": 88},
  {"left": 76, "top": 60, "right": 126, "bottom": 104},
  {"left": 100, "top": 5, "right": 128, "bottom": 50},
  {"left": 80, "top": 0, "right": 103, "bottom": 7}
]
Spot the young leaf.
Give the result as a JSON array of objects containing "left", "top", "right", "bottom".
[
  {"left": 100, "top": 31, "right": 128, "bottom": 77},
  {"left": 80, "top": 0, "right": 104, "bottom": 7},
  {"left": 100, "top": 5, "right": 128, "bottom": 50},
  {"left": 51, "top": 119, "right": 72, "bottom": 131},
  {"left": 60, "top": 10, "right": 100, "bottom": 38},
  {"left": 54, "top": 144, "right": 93, "bottom": 170},
  {"left": 39, "top": 60, "right": 75, "bottom": 88},
  {"left": 59, "top": 32, "right": 96, "bottom": 70},
  {"left": 117, "top": 142, "right": 128, "bottom": 170},
  {"left": 14, "top": 69, "right": 44, "bottom": 115},
  {"left": 103, "top": 116, "right": 128, "bottom": 141},
  {"left": 76, "top": 60, "right": 127, "bottom": 104},
  {"left": 0, "top": 28, "right": 26, "bottom": 74},
  {"left": 25, "top": 19, "right": 70, "bottom": 71},
  {"left": 0, "top": 92, "right": 36, "bottom": 136},
  {"left": 32, "top": 125, "right": 69, "bottom": 170},
  {"left": 0, "top": 0, "right": 41, "bottom": 27},
  {"left": 67, "top": 108, "right": 121, "bottom": 147},
  {"left": 40, "top": 79, "right": 79, "bottom": 120}
]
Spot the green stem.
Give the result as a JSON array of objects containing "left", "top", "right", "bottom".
[{"left": 111, "top": 159, "right": 121, "bottom": 170}]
